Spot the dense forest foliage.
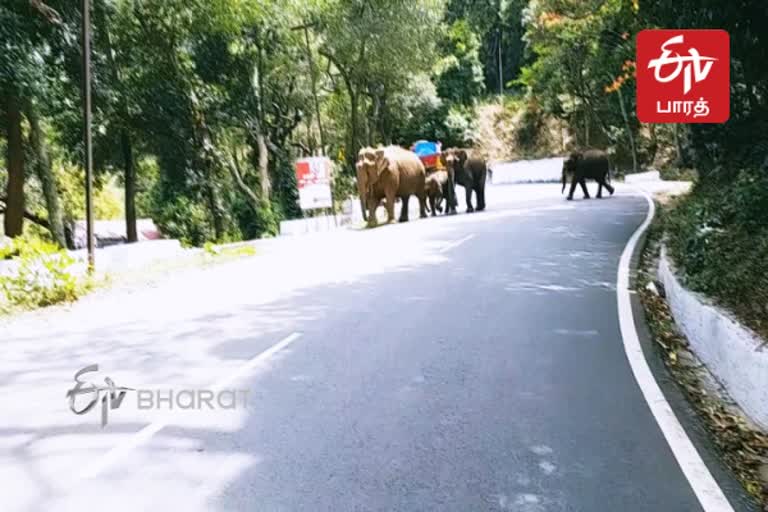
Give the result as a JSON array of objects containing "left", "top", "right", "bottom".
[{"left": 1, "top": 0, "right": 766, "bottom": 248}]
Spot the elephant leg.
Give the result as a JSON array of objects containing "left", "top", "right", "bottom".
[
  {"left": 597, "top": 180, "right": 604, "bottom": 199},
  {"left": 604, "top": 177, "right": 615, "bottom": 196},
  {"left": 579, "top": 178, "right": 590, "bottom": 199},
  {"left": 429, "top": 196, "right": 437, "bottom": 217},
  {"left": 476, "top": 184, "right": 486, "bottom": 211},
  {"left": 360, "top": 197, "right": 368, "bottom": 222},
  {"left": 385, "top": 191, "right": 397, "bottom": 224},
  {"left": 399, "top": 194, "right": 410, "bottom": 222},
  {"left": 418, "top": 191, "right": 428, "bottom": 219},
  {"left": 445, "top": 169, "right": 458, "bottom": 215},
  {"left": 366, "top": 196, "right": 379, "bottom": 227},
  {"left": 465, "top": 186, "right": 474, "bottom": 213},
  {"left": 567, "top": 178, "right": 578, "bottom": 201}
]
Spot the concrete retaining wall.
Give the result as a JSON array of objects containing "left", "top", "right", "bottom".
[
  {"left": 0, "top": 240, "right": 190, "bottom": 283},
  {"left": 67, "top": 239, "right": 187, "bottom": 274},
  {"left": 624, "top": 170, "right": 661, "bottom": 183},
  {"left": 489, "top": 157, "right": 564, "bottom": 184},
  {"left": 279, "top": 199, "right": 364, "bottom": 236},
  {"left": 658, "top": 246, "right": 768, "bottom": 429}
]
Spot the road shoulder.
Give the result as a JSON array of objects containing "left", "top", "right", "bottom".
[{"left": 627, "top": 195, "right": 759, "bottom": 511}]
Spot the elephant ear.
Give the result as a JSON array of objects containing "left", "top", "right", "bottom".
[
  {"left": 374, "top": 149, "right": 389, "bottom": 176},
  {"left": 457, "top": 149, "right": 468, "bottom": 165}
]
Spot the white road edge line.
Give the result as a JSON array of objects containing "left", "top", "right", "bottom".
[
  {"left": 618, "top": 191, "right": 734, "bottom": 512},
  {"left": 69, "top": 331, "right": 303, "bottom": 486},
  {"left": 439, "top": 234, "right": 475, "bottom": 253}
]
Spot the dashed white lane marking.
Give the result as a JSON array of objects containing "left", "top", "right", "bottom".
[
  {"left": 70, "top": 331, "right": 302, "bottom": 486},
  {"left": 617, "top": 192, "right": 734, "bottom": 511},
  {"left": 439, "top": 234, "right": 475, "bottom": 253}
]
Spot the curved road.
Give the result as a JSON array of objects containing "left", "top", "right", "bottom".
[{"left": 1, "top": 183, "right": 755, "bottom": 511}]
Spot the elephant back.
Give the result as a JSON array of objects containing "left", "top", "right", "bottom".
[
  {"left": 380, "top": 145, "right": 426, "bottom": 194},
  {"left": 578, "top": 149, "right": 610, "bottom": 177}
]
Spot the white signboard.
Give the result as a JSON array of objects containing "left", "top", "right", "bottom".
[{"left": 295, "top": 157, "right": 333, "bottom": 210}]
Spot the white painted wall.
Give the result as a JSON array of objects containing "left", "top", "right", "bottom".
[
  {"left": 658, "top": 246, "right": 768, "bottom": 429},
  {"left": 625, "top": 170, "right": 661, "bottom": 183},
  {"left": 489, "top": 157, "right": 565, "bottom": 184}
]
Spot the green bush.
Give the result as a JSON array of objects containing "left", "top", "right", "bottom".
[
  {"left": 151, "top": 195, "right": 216, "bottom": 247},
  {"left": 0, "top": 234, "right": 88, "bottom": 310},
  {"left": 515, "top": 99, "right": 544, "bottom": 152},
  {"left": 666, "top": 171, "right": 768, "bottom": 339}
]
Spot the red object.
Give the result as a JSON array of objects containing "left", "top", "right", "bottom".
[
  {"left": 420, "top": 154, "right": 440, "bottom": 168},
  {"left": 294, "top": 160, "right": 312, "bottom": 187},
  {"left": 636, "top": 29, "right": 730, "bottom": 124}
]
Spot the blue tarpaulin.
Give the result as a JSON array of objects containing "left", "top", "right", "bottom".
[{"left": 411, "top": 140, "right": 440, "bottom": 156}]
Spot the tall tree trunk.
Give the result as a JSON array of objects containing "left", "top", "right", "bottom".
[
  {"left": 616, "top": 85, "right": 638, "bottom": 173},
  {"left": 256, "top": 133, "right": 270, "bottom": 200},
  {"left": 97, "top": 0, "right": 138, "bottom": 242},
  {"left": 584, "top": 111, "right": 590, "bottom": 147},
  {"left": 673, "top": 123, "right": 688, "bottom": 167},
  {"left": 121, "top": 131, "right": 137, "bottom": 242},
  {"left": 25, "top": 100, "right": 66, "bottom": 246},
  {"left": 227, "top": 148, "right": 261, "bottom": 210},
  {"left": 205, "top": 180, "right": 224, "bottom": 240},
  {"left": 4, "top": 93, "right": 25, "bottom": 237},
  {"left": 349, "top": 88, "right": 360, "bottom": 166}
]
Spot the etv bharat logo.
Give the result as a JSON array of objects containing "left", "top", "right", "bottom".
[
  {"left": 637, "top": 30, "right": 730, "bottom": 124},
  {"left": 649, "top": 35, "right": 717, "bottom": 95}
]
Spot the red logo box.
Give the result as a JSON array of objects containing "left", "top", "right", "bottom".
[{"left": 636, "top": 29, "right": 730, "bottom": 124}]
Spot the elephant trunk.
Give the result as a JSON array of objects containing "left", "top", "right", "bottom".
[
  {"left": 360, "top": 197, "right": 368, "bottom": 221},
  {"left": 561, "top": 171, "right": 567, "bottom": 194}
]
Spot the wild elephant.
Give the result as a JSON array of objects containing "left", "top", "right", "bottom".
[
  {"left": 358, "top": 145, "right": 428, "bottom": 227},
  {"left": 355, "top": 160, "right": 369, "bottom": 222},
  {"left": 425, "top": 170, "right": 449, "bottom": 216},
  {"left": 441, "top": 148, "right": 487, "bottom": 214},
  {"left": 356, "top": 150, "right": 391, "bottom": 222},
  {"left": 561, "top": 148, "right": 615, "bottom": 201}
]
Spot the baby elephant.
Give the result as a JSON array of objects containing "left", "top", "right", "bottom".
[
  {"left": 562, "top": 148, "right": 615, "bottom": 200},
  {"left": 425, "top": 170, "right": 449, "bottom": 216}
]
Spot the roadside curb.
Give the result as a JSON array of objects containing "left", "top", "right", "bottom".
[
  {"left": 625, "top": 193, "right": 759, "bottom": 511},
  {"left": 658, "top": 247, "right": 768, "bottom": 430}
]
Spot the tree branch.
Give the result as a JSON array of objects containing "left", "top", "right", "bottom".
[
  {"left": 29, "top": 0, "right": 62, "bottom": 25},
  {"left": 225, "top": 149, "right": 262, "bottom": 209}
]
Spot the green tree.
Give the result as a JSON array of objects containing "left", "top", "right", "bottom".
[{"left": 435, "top": 20, "right": 486, "bottom": 105}]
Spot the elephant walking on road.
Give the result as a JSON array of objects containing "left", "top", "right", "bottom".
[
  {"left": 425, "top": 170, "right": 449, "bottom": 216},
  {"left": 561, "top": 149, "right": 615, "bottom": 201},
  {"left": 441, "top": 148, "right": 487, "bottom": 214},
  {"left": 358, "top": 146, "right": 428, "bottom": 227}
]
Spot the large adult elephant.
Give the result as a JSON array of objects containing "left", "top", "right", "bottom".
[
  {"left": 356, "top": 150, "right": 390, "bottom": 222},
  {"left": 441, "top": 148, "right": 487, "bottom": 214},
  {"left": 358, "top": 145, "right": 427, "bottom": 227},
  {"left": 561, "top": 148, "right": 615, "bottom": 201},
  {"left": 355, "top": 159, "right": 369, "bottom": 222}
]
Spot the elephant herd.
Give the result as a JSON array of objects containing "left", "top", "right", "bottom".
[
  {"left": 355, "top": 145, "right": 488, "bottom": 228},
  {"left": 353, "top": 146, "right": 615, "bottom": 227}
]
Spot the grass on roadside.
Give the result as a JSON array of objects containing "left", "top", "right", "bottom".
[
  {"left": 0, "top": 237, "right": 260, "bottom": 316},
  {"left": 0, "top": 235, "right": 94, "bottom": 314},
  {"left": 664, "top": 171, "right": 768, "bottom": 341}
]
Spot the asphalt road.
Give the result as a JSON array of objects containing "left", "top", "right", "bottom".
[
  {"left": 209, "top": 194, "right": 700, "bottom": 511},
  {"left": 1, "top": 182, "right": 753, "bottom": 511}
]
